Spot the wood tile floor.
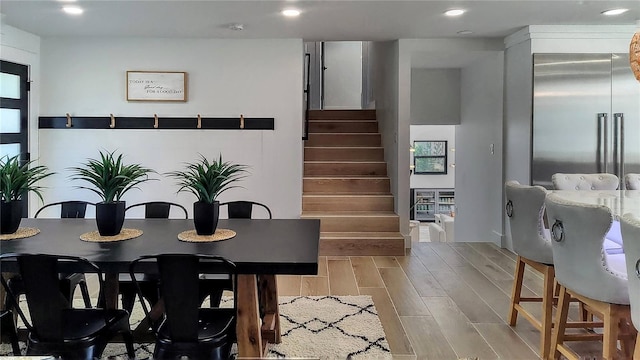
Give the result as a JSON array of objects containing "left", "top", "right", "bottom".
[{"left": 277, "top": 242, "right": 607, "bottom": 360}]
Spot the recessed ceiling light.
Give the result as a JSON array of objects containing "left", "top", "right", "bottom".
[
  {"left": 601, "top": 8, "right": 629, "bottom": 16},
  {"left": 445, "top": 9, "right": 465, "bottom": 17},
  {"left": 282, "top": 9, "right": 301, "bottom": 17},
  {"left": 62, "top": 6, "right": 83, "bottom": 15},
  {"left": 228, "top": 23, "right": 244, "bottom": 31},
  {"left": 457, "top": 30, "right": 473, "bottom": 35}
]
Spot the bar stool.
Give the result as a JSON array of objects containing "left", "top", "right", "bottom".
[
  {"left": 545, "top": 194, "right": 636, "bottom": 360},
  {"left": 624, "top": 174, "right": 640, "bottom": 190},
  {"left": 621, "top": 214, "right": 640, "bottom": 359},
  {"left": 551, "top": 173, "right": 619, "bottom": 190},
  {"left": 505, "top": 180, "right": 556, "bottom": 359}
]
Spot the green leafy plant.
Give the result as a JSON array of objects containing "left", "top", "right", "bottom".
[
  {"left": 167, "top": 154, "right": 249, "bottom": 204},
  {"left": 0, "top": 155, "right": 54, "bottom": 203},
  {"left": 69, "top": 150, "right": 155, "bottom": 203}
]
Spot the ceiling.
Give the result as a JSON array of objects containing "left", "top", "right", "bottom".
[{"left": 1, "top": 0, "right": 639, "bottom": 41}]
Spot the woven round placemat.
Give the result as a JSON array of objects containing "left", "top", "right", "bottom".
[
  {"left": 631, "top": 32, "right": 640, "bottom": 82},
  {"left": 80, "top": 228, "right": 143, "bottom": 242},
  {"left": 0, "top": 227, "right": 40, "bottom": 241},
  {"left": 178, "top": 229, "right": 236, "bottom": 242}
]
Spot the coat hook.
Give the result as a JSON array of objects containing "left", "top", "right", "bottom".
[
  {"left": 197, "top": 114, "right": 202, "bottom": 129},
  {"left": 65, "top": 113, "right": 72, "bottom": 128},
  {"left": 240, "top": 114, "right": 245, "bottom": 129},
  {"left": 110, "top": 114, "right": 116, "bottom": 128},
  {"left": 154, "top": 114, "right": 159, "bottom": 129}
]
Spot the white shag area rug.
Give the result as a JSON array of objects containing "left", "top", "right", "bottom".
[{"left": 1, "top": 295, "right": 391, "bottom": 359}]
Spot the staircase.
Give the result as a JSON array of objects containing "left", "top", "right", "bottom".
[{"left": 301, "top": 109, "right": 405, "bottom": 256}]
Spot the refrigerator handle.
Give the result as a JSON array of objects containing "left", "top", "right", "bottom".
[
  {"left": 613, "top": 114, "right": 619, "bottom": 178},
  {"left": 597, "top": 113, "right": 608, "bottom": 173},
  {"left": 615, "top": 113, "right": 624, "bottom": 184}
]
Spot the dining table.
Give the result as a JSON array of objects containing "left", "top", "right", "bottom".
[
  {"left": 0, "top": 217, "right": 321, "bottom": 358},
  {"left": 549, "top": 190, "right": 640, "bottom": 219}
]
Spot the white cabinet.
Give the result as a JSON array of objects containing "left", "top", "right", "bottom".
[{"left": 413, "top": 188, "right": 455, "bottom": 221}]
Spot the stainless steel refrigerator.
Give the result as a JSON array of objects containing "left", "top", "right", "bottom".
[{"left": 532, "top": 53, "right": 640, "bottom": 189}]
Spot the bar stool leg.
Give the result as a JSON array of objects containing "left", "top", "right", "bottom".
[
  {"left": 541, "top": 266, "right": 555, "bottom": 360},
  {"left": 602, "top": 305, "right": 619, "bottom": 360},
  {"left": 509, "top": 256, "right": 525, "bottom": 326},
  {"left": 549, "top": 285, "right": 570, "bottom": 360}
]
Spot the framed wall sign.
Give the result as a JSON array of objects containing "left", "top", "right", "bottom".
[
  {"left": 413, "top": 140, "right": 448, "bottom": 174},
  {"left": 126, "top": 71, "right": 187, "bottom": 102}
]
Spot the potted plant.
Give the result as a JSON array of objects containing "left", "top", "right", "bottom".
[
  {"left": 0, "top": 155, "right": 54, "bottom": 234},
  {"left": 70, "top": 150, "right": 155, "bottom": 236},
  {"left": 168, "top": 154, "right": 248, "bottom": 235}
]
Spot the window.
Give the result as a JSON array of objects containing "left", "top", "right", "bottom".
[{"left": 413, "top": 140, "right": 447, "bottom": 174}]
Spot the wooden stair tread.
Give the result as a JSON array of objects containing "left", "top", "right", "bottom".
[
  {"left": 303, "top": 194, "right": 393, "bottom": 198},
  {"left": 301, "top": 211, "right": 398, "bottom": 217},
  {"left": 304, "top": 146, "right": 383, "bottom": 150},
  {"left": 304, "top": 176, "right": 389, "bottom": 179},
  {"left": 304, "top": 161, "right": 386, "bottom": 164},
  {"left": 320, "top": 232, "right": 404, "bottom": 238}
]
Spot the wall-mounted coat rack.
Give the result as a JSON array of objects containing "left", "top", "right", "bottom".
[{"left": 39, "top": 114, "right": 274, "bottom": 130}]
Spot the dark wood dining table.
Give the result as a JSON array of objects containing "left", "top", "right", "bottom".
[{"left": 0, "top": 217, "right": 320, "bottom": 358}]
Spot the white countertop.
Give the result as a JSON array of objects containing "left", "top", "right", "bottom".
[{"left": 549, "top": 190, "right": 640, "bottom": 219}]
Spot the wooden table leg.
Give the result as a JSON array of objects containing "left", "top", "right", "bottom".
[
  {"left": 237, "top": 274, "right": 263, "bottom": 358},
  {"left": 259, "top": 274, "right": 281, "bottom": 344},
  {"left": 103, "top": 273, "right": 119, "bottom": 309}
]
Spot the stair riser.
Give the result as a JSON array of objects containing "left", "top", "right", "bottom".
[
  {"left": 309, "top": 121, "right": 378, "bottom": 133},
  {"left": 308, "top": 110, "right": 376, "bottom": 120},
  {"left": 304, "top": 162, "right": 387, "bottom": 176},
  {"left": 302, "top": 196, "right": 394, "bottom": 211},
  {"left": 304, "top": 148, "right": 384, "bottom": 161},
  {"left": 303, "top": 178, "right": 390, "bottom": 194},
  {"left": 314, "top": 216, "right": 399, "bottom": 232},
  {"left": 306, "top": 134, "right": 381, "bottom": 147},
  {"left": 319, "top": 237, "right": 404, "bottom": 256}
]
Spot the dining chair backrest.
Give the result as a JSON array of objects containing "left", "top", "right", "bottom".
[
  {"left": 621, "top": 214, "right": 640, "bottom": 330},
  {"left": 0, "top": 253, "right": 134, "bottom": 359},
  {"left": 129, "top": 254, "right": 237, "bottom": 358},
  {"left": 625, "top": 173, "right": 640, "bottom": 190},
  {"left": 34, "top": 201, "right": 95, "bottom": 219},
  {"left": 545, "top": 193, "right": 629, "bottom": 305},
  {"left": 220, "top": 201, "right": 272, "bottom": 219},
  {"left": 551, "top": 173, "right": 619, "bottom": 190},
  {"left": 125, "top": 201, "right": 188, "bottom": 219},
  {"left": 0, "top": 254, "right": 103, "bottom": 340},
  {"left": 505, "top": 181, "right": 553, "bottom": 264}
]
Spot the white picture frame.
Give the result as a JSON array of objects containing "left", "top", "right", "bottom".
[{"left": 126, "top": 71, "right": 187, "bottom": 102}]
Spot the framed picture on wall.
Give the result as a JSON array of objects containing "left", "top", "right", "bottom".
[
  {"left": 126, "top": 71, "right": 187, "bottom": 102},
  {"left": 413, "top": 140, "right": 447, "bottom": 174}
]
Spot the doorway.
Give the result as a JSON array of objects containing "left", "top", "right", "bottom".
[{"left": 1, "top": 60, "right": 30, "bottom": 216}]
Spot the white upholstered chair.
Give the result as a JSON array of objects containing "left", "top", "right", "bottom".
[
  {"left": 621, "top": 214, "right": 640, "bottom": 359},
  {"left": 428, "top": 223, "right": 446, "bottom": 242},
  {"left": 624, "top": 173, "right": 640, "bottom": 190},
  {"left": 551, "top": 173, "right": 619, "bottom": 190},
  {"left": 545, "top": 194, "right": 636, "bottom": 360},
  {"left": 505, "top": 181, "right": 556, "bottom": 358}
]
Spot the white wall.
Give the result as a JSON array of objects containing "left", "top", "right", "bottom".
[
  {"left": 456, "top": 52, "right": 504, "bottom": 244},
  {"left": 410, "top": 125, "right": 456, "bottom": 189},
  {"left": 35, "top": 38, "right": 303, "bottom": 219},
  {"left": 370, "top": 41, "right": 412, "bottom": 245},
  {"left": 0, "top": 24, "right": 41, "bottom": 213},
  {"left": 323, "top": 41, "right": 362, "bottom": 109},
  {"left": 410, "top": 69, "right": 460, "bottom": 125}
]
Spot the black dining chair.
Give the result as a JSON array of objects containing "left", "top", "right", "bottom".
[
  {"left": 4, "top": 201, "right": 95, "bottom": 315},
  {"left": 125, "top": 201, "right": 188, "bottom": 219},
  {"left": 0, "top": 309, "right": 21, "bottom": 355},
  {"left": 0, "top": 253, "right": 135, "bottom": 359},
  {"left": 34, "top": 200, "right": 95, "bottom": 219},
  {"left": 118, "top": 201, "right": 189, "bottom": 314},
  {"left": 129, "top": 254, "right": 237, "bottom": 360},
  {"left": 220, "top": 200, "right": 272, "bottom": 219},
  {"left": 204, "top": 201, "right": 273, "bottom": 307}
]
